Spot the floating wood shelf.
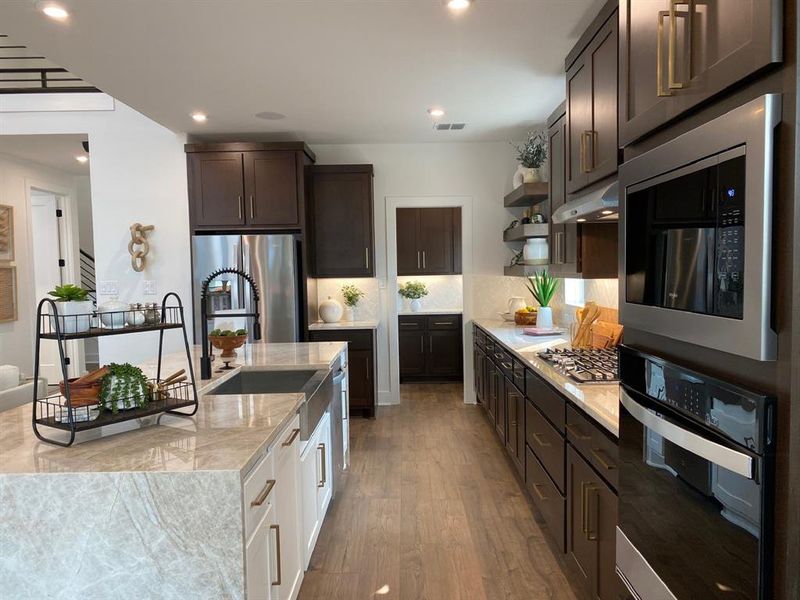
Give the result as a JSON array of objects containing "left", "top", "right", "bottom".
[
  {"left": 504, "top": 261, "right": 549, "bottom": 277},
  {"left": 503, "top": 223, "right": 550, "bottom": 242},
  {"left": 503, "top": 182, "right": 549, "bottom": 208}
]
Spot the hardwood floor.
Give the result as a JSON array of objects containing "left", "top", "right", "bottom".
[{"left": 297, "top": 383, "right": 577, "bottom": 600}]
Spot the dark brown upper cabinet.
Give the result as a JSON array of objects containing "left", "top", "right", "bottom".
[
  {"left": 565, "top": 3, "right": 619, "bottom": 195},
  {"left": 186, "top": 142, "right": 315, "bottom": 231},
  {"left": 619, "top": 0, "right": 783, "bottom": 147},
  {"left": 396, "top": 207, "right": 462, "bottom": 276},
  {"left": 308, "top": 165, "right": 374, "bottom": 278}
]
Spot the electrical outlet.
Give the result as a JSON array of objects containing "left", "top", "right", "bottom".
[
  {"left": 143, "top": 280, "right": 157, "bottom": 295},
  {"left": 98, "top": 280, "right": 119, "bottom": 296}
]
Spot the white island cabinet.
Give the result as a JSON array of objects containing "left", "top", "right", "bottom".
[{"left": 299, "top": 410, "right": 333, "bottom": 568}]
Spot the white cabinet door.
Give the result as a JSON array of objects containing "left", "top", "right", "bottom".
[
  {"left": 316, "top": 412, "right": 333, "bottom": 520},
  {"left": 299, "top": 425, "right": 321, "bottom": 569},
  {"left": 246, "top": 505, "right": 275, "bottom": 600},
  {"left": 273, "top": 417, "right": 304, "bottom": 600}
]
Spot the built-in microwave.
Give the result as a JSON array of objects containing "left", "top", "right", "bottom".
[{"left": 619, "top": 94, "right": 781, "bottom": 361}]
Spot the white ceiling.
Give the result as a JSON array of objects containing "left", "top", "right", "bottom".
[
  {"left": 0, "top": 0, "right": 603, "bottom": 144},
  {"left": 0, "top": 134, "right": 90, "bottom": 175}
]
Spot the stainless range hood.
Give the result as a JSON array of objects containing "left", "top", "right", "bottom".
[{"left": 552, "top": 180, "right": 618, "bottom": 224}]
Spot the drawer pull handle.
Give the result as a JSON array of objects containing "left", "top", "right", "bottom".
[
  {"left": 318, "top": 443, "right": 327, "bottom": 487},
  {"left": 590, "top": 447, "right": 615, "bottom": 470},
  {"left": 581, "top": 481, "right": 589, "bottom": 534},
  {"left": 566, "top": 423, "right": 591, "bottom": 441},
  {"left": 270, "top": 524, "right": 282, "bottom": 585},
  {"left": 532, "top": 483, "right": 548, "bottom": 501},
  {"left": 586, "top": 486, "right": 598, "bottom": 541},
  {"left": 434, "top": 321, "right": 453, "bottom": 325},
  {"left": 251, "top": 479, "right": 276, "bottom": 507},
  {"left": 282, "top": 428, "right": 300, "bottom": 447},
  {"left": 656, "top": 10, "right": 672, "bottom": 97},
  {"left": 501, "top": 362, "right": 513, "bottom": 370},
  {"left": 532, "top": 432, "right": 551, "bottom": 447}
]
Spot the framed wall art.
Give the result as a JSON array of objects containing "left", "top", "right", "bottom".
[
  {"left": 0, "top": 265, "right": 17, "bottom": 323},
  {"left": 0, "top": 205, "right": 13, "bottom": 262}
]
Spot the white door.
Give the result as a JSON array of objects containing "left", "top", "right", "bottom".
[
  {"left": 246, "top": 504, "right": 276, "bottom": 600},
  {"left": 273, "top": 419, "right": 304, "bottom": 600},
  {"left": 315, "top": 413, "right": 333, "bottom": 520},
  {"left": 30, "top": 192, "right": 67, "bottom": 381},
  {"left": 299, "top": 432, "right": 321, "bottom": 568}
]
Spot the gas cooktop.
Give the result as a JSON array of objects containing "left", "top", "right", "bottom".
[{"left": 537, "top": 347, "right": 619, "bottom": 385}]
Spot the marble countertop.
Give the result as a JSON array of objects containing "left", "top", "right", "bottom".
[
  {"left": 473, "top": 319, "right": 619, "bottom": 437},
  {"left": 0, "top": 341, "right": 346, "bottom": 476},
  {"left": 308, "top": 319, "right": 378, "bottom": 330},
  {"left": 398, "top": 308, "right": 463, "bottom": 315}
]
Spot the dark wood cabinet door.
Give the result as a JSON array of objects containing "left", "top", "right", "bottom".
[
  {"left": 309, "top": 168, "right": 373, "bottom": 277},
  {"left": 619, "top": 0, "right": 782, "bottom": 146},
  {"left": 594, "top": 474, "right": 618, "bottom": 600},
  {"left": 548, "top": 115, "right": 568, "bottom": 268},
  {"left": 495, "top": 372, "right": 506, "bottom": 442},
  {"left": 396, "top": 208, "right": 420, "bottom": 275},
  {"left": 505, "top": 380, "right": 518, "bottom": 457},
  {"left": 426, "top": 330, "right": 462, "bottom": 377},
  {"left": 567, "top": 446, "right": 598, "bottom": 592},
  {"left": 189, "top": 152, "right": 245, "bottom": 227},
  {"left": 485, "top": 360, "right": 497, "bottom": 422},
  {"left": 399, "top": 330, "right": 426, "bottom": 377},
  {"left": 566, "top": 57, "right": 594, "bottom": 194},
  {"left": 588, "top": 18, "right": 618, "bottom": 183},
  {"left": 418, "top": 207, "right": 456, "bottom": 274},
  {"left": 348, "top": 349, "right": 374, "bottom": 410},
  {"left": 243, "top": 151, "right": 299, "bottom": 227}
]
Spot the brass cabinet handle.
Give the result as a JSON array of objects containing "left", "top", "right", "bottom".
[
  {"left": 586, "top": 485, "right": 598, "bottom": 541},
  {"left": 581, "top": 131, "right": 595, "bottom": 173},
  {"left": 580, "top": 481, "right": 589, "bottom": 534},
  {"left": 417, "top": 250, "right": 421, "bottom": 270},
  {"left": 590, "top": 447, "right": 615, "bottom": 470},
  {"left": 365, "top": 247, "right": 369, "bottom": 270},
  {"left": 317, "top": 443, "right": 326, "bottom": 487},
  {"left": 238, "top": 195, "right": 243, "bottom": 219},
  {"left": 532, "top": 432, "right": 551, "bottom": 447},
  {"left": 434, "top": 321, "right": 452, "bottom": 326},
  {"left": 668, "top": 0, "right": 691, "bottom": 90},
  {"left": 554, "top": 231, "right": 564, "bottom": 264},
  {"left": 579, "top": 131, "right": 587, "bottom": 173},
  {"left": 251, "top": 479, "right": 276, "bottom": 507},
  {"left": 429, "top": 336, "right": 433, "bottom": 353},
  {"left": 566, "top": 423, "right": 591, "bottom": 441},
  {"left": 422, "top": 250, "right": 426, "bottom": 269},
  {"left": 270, "top": 524, "right": 282, "bottom": 586},
  {"left": 532, "top": 483, "right": 548, "bottom": 501},
  {"left": 249, "top": 195, "right": 255, "bottom": 219},
  {"left": 282, "top": 428, "right": 300, "bottom": 447},
  {"left": 657, "top": 10, "right": 672, "bottom": 96}
]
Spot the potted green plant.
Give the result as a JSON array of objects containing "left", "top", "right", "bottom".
[
  {"left": 526, "top": 271, "right": 559, "bottom": 328},
  {"left": 98, "top": 362, "right": 151, "bottom": 413},
  {"left": 47, "top": 284, "right": 93, "bottom": 334},
  {"left": 398, "top": 281, "right": 428, "bottom": 313},
  {"left": 512, "top": 131, "right": 548, "bottom": 185},
  {"left": 341, "top": 284, "right": 365, "bottom": 322}
]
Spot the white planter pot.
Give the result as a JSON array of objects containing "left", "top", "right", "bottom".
[
  {"left": 410, "top": 299, "right": 423, "bottom": 313},
  {"left": 97, "top": 300, "right": 128, "bottom": 329},
  {"left": 513, "top": 165, "right": 543, "bottom": 187},
  {"left": 319, "top": 297, "right": 343, "bottom": 323},
  {"left": 343, "top": 306, "right": 355, "bottom": 322},
  {"left": 50, "top": 300, "right": 93, "bottom": 334},
  {"left": 102, "top": 376, "right": 150, "bottom": 412},
  {"left": 537, "top": 306, "right": 553, "bottom": 329},
  {"left": 523, "top": 238, "right": 549, "bottom": 264}
]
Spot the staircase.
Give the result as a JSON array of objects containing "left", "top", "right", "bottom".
[
  {"left": 0, "top": 34, "right": 99, "bottom": 93},
  {"left": 79, "top": 249, "right": 97, "bottom": 304}
]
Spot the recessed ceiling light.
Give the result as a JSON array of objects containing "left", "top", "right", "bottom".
[
  {"left": 75, "top": 155, "right": 88, "bottom": 163},
  {"left": 577, "top": 218, "right": 587, "bottom": 223},
  {"left": 427, "top": 107, "right": 445, "bottom": 118},
  {"left": 601, "top": 210, "right": 614, "bottom": 215},
  {"left": 37, "top": 2, "right": 69, "bottom": 19},
  {"left": 191, "top": 112, "right": 208, "bottom": 123},
  {"left": 447, "top": 0, "right": 472, "bottom": 11}
]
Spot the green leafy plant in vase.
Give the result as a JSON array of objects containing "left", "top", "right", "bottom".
[
  {"left": 398, "top": 281, "right": 428, "bottom": 313},
  {"left": 47, "top": 284, "right": 93, "bottom": 334},
  {"left": 99, "top": 363, "right": 151, "bottom": 413},
  {"left": 526, "top": 271, "right": 559, "bottom": 329},
  {"left": 341, "top": 284, "right": 365, "bottom": 321}
]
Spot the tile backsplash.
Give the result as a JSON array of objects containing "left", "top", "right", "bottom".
[
  {"left": 396, "top": 275, "right": 463, "bottom": 313},
  {"left": 316, "top": 278, "right": 381, "bottom": 321}
]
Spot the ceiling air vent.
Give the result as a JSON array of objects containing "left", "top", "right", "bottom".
[{"left": 433, "top": 123, "right": 466, "bottom": 131}]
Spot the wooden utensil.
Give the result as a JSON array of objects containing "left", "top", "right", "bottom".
[
  {"left": 160, "top": 369, "right": 185, "bottom": 387},
  {"left": 572, "top": 302, "right": 601, "bottom": 348},
  {"left": 73, "top": 365, "right": 109, "bottom": 386}
]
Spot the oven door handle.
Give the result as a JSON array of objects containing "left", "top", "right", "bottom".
[{"left": 620, "top": 388, "right": 754, "bottom": 479}]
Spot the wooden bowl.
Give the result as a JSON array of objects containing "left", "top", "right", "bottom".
[
  {"left": 209, "top": 334, "right": 247, "bottom": 359},
  {"left": 58, "top": 377, "right": 101, "bottom": 407},
  {"left": 514, "top": 310, "right": 537, "bottom": 326}
]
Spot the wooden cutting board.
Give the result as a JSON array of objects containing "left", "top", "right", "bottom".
[{"left": 574, "top": 305, "right": 623, "bottom": 349}]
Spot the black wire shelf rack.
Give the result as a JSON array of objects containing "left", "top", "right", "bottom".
[{"left": 32, "top": 292, "right": 199, "bottom": 447}]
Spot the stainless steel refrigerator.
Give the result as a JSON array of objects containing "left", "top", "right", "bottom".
[{"left": 192, "top": 234, "right": 301, "bottom": 344}]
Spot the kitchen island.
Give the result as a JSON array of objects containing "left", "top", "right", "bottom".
[{"left": 0, "top": 341, "right": 346, "bottom": 600}]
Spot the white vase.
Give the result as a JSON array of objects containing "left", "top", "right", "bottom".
[
  {"left": 410, "top": 299, "right": 423, "bottom": 313},
  {"left": 319, "top": 297, "right": 343, "bottom": 323},
  {"left": 508, "top": 296, "right": 527, "bottom": 314},
  {"left": 50, "top": 300, "right": 94, "bottom": 334},
  {"left": 523, "top": 238, "right": 549, "bottom": 264},
  {"left": 97, "top": 300, "right": 128, "bottom": 329},
  {"left": 343, "top": 306, "right": 355, "bottom": 322},
  {"left": 537, "top": 306, "right": 553, "bottom": 329},
  {"left": 513, "top": 164, "right": 540, "bottom": 187}
]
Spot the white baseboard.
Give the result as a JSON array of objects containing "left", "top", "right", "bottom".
[{"left": 377, "top": 390, "right": 398, "bottom": 406}]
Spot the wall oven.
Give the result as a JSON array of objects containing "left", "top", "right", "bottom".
[
  {"left": 619, "top": 94, "right": 780, "bottom": 361},
  {"left": 616, "top": 345, "right": 775, "bottom": 600}
]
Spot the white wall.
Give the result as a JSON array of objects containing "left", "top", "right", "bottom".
[
  {"left": 1, "top": 98, "right": 191, "bottom": 366},
  {"left": 0, "top": 154, "right": 80, "bottom": 374},
  {"left": 310, "top": 142, "right": 519, "bottom": 404}
]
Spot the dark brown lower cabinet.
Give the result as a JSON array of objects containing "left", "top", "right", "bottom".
[
  {"left": 505, "top": 381, "right": 525, "bottom": 475},
  {"left": 485, "top": 360, "right": 497, "bottom": 423},
  {"left": 398, "top": 314, "right": 462, "bottom": 382},
  {"left": 567, "top": 446, "right": 618, "bottom": 600},
  {"left": 308, "top": 328, "right": 376, "bottom": 418},
  {"left": 526, "top": 446, "right": 566, "bottom": 553}
]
